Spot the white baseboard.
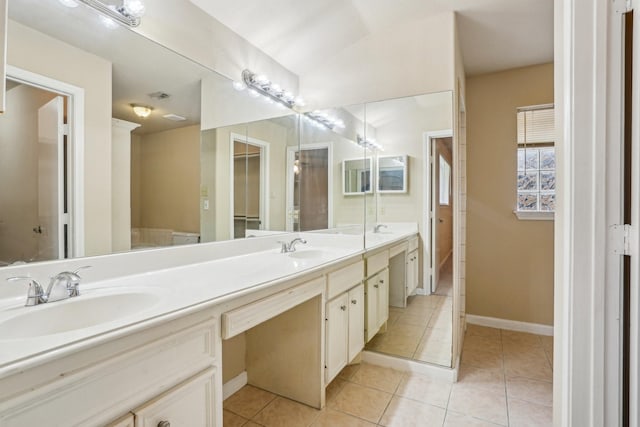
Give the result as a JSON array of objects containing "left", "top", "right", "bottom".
[
  {"left": 415, "top": 287, "right": 428, "bottom": 296},
  {"left": 466, "top": 314, "right": 553, "bottom": 336},
  {"left": 362, "top": 351, "right": 456, "bottom": 383},
  {"left": 223, "top": 371, "right": 248, "bottom": 400}
]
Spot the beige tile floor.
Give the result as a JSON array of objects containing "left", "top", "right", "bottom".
[
  {"left": 223, "top": 325, "right": 553, "bottom": 426},
  {"left": 365, "top": 258, "right": 453, "bottom": 366}
]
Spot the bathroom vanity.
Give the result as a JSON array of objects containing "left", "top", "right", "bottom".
[{"left": 0, "top": 226, "right": 420, "bottom": 426}]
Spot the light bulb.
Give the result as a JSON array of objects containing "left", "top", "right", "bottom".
[
  {"left": 58, "top": 0, "right": 79, "bottom": 7},
  {"left": 232, "top": 81, "right": 246, "bottom": 91},
  {"left": 255, "top": 74, "right": 269, "bottom": 85},
  {"left": 294, "top": 96, "right": 306, "bottom": 107},
  {"left": 270, "top": 84, "right": 282, "bottom": 94},
  {"left": 282, "top": 91, "right": 294, "bottom": 101},
  {"left": 100, "top": 15, "right": 119, "bottom": 29},
  {"left": 131, "top": 104, "right": 153, "bottom": 118},
  {"left": 122, "top": 0, "right": 145, "bottom": 18}
]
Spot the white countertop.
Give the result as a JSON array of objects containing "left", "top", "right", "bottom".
[{"left": 0, "top": 224, "right": 417, "bottom": 377}]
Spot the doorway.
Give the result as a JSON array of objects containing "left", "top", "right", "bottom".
[
  {"left": 423, "top": 130, "right": 454, "bottom": 294},
  {"left": 0, "top": 76, "right": 71, "bottom": 264}
]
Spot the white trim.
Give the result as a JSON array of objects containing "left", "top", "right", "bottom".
[
  {"left": 229, "top": 132, "right": 270, "bottom": 236},
  {"left": 6, "top": 65, "right": 85, "bottom": 258},
  {"left": 361, "top": 350, "right": 456, "bottom": 383},
  {"left": 513, "top": 210, "right": 555, "bottom": 221},
  {"left": 466, "top": 314, "right": 554, "bottom": 336},
  {"left": 422, "top": 129, "right": 453, "bottom": 295},
  {"left": 222, "top": 371, "right": 248, "bottom": 400}
]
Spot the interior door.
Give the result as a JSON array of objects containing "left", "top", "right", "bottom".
[
  {"left": 430, "top": 140, "right": 440, "bottom": 292},
  {"left": 37, "top": 96, "right": 64, "bottom": 261}
]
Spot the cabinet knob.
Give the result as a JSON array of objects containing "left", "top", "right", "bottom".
[
  {"left": 158, "top": 422, "right": 171, "bottom": 427},
  {"left": 379, "top": 279, "right": 385, "bottom": 283},
  {"left": 340, "top": 305, "right": 347, "bottom": 311},
  {"left": 373, "top": 284, "right": 379, "bottom": 289},
  {"left": 351, "top": 299, "right": 357, "bottom": 304}
]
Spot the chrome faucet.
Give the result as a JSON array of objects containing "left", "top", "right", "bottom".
[
  {"left": 279, "top": 237, "right": 308, "bottom": 253},
  {"left": 7, "top": 266, "right": 90, "bottom": 307},
  {"left": 373, "top": 224, "right": 388, "bottom": 233}
]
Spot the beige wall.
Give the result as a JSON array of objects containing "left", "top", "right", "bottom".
[
  {"left": 8, "top": 21, "right": 113, "bottom": 257},
  {"left": 466, "top": 63, "right": 554, "bottom": 325},
  {"left": 132, "top": 125, "right": 201, "bottom": 233},
  {"left": 0, "top": 84, "right": 56, "bottom": 263}
]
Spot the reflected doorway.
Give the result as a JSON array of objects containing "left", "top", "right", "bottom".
[
  {"left": 287, "top": 144, "right": 332, "bottom": 231},
  {"left": 230, "top": 134, "right": 269, "bottom": 238},
  {"left": 0, "top": 77, "right": 70, "bottom": 265}
]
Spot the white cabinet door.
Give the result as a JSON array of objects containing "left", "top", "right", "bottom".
[
  {"left": 406, "top": 250, "right": 419, "bottom": 296},
  {"left": 365, "top": 274, "right": 380, "bottom": 342},
  {"left": 326, "top": 293, "right": 349, "bottom": 383},
  {"left": 377, "top": 268, "right": 389, "bottom": 327},
  {"left": 347, "top": 284, "right": 365, "bottom": 362},
  {"left": 134, "top": 368, "right": 217, "bottom": 427}
]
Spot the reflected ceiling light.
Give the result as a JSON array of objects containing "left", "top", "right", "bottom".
[
  {"left": 232, "top": 81, "right": 246, "bottom": 91},
  {"left": 131, "top": 104, "right": 153, "bottom": 118},
  {"left": 304, "top": 111, "right": 345, "bottom": 130},
  {"left": 357, "top": 134, "right": 383, "bottom": 151},
  {"left": 240, "top": 69, "right": 304, "bottom": 109},
  {"left": 58, "top": 0, "right": 80, "bottom": 7},
  {"left": 75, "top": 0, "right": 146, "bottom": 27}
]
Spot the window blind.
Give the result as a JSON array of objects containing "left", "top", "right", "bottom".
[{"left": 517, "top": 105, "right": 554, "bottom": 144}]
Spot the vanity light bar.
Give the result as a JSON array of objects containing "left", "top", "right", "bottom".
[
  {"left": 75, "top": 0, "right": 143, "bottom": 27},
  {"left": 357, "top": 134, "right": 383, "bottom": 151},
  {"left": 304, "top": 111, "right": 345, "bottom": 130},
  {"left": 239, "top": 69, "right": 305, "bottom": 109}
]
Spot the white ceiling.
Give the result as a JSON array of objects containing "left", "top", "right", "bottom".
[{"left": 190, "top": 0, "right": 554, "bottom": 77}]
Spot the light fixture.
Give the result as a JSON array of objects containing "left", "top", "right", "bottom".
[
  {"left": 74, "top": 0, "right": 146, "bottom": 27},
  {"left": 58, "top": 0, "right": 80, "bottom": 7},
  {"left": 131, "top": 104, "right": 153, "bottom": 118},
  {"left": 304, "top": 111, "right": 346, "bottom": 130},
  {"left": 293, "top": 159, "right": 301, "bottom": 175},
  {"left": 240, "top": 69, "right": 305, "bottom": 109},
  {"left": 357, "top": 134, "right": 383, "bottom": 151}
]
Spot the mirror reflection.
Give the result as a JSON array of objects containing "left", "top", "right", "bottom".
[
  {"left": 343, "top": 159, "right": 372, "bottom": 195},
  {"left": 359, "top": 91, "right": 454, "bottom": 367}
]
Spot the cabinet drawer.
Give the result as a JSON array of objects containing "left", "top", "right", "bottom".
[
  {"left": 366, "top": 250, "right": 389, "bottom": 277},
  {"left": 408, "top": 236, "right": 419, "bottom": 252},
  {"left": 134, "top": 368, "right": 216, "bottom": 427},
  {"left": 327, "top": 260, "right": 364, "bottom": 300},
  {"left": 0, "top": 319, "right": 216, "bottom": 427},
  {"left": 222, "top": 276, "right": 325, "bottom": 339},
  {"left": 389, "top": 242, "right": 408, "bottom": 258}
]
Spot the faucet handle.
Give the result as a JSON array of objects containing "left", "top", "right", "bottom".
[
  {"left": 277, "top": 241, "right": 289, "bottom": 253},
  {"left": 7, "top": 276, "right": 46, "bottom": 306}
]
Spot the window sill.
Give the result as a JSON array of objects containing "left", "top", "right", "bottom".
[{"left": 513, "top": 210, "right": 555, "bottom": 221}]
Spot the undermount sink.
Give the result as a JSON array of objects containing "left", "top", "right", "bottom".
[
  {"left": 0, "top": 291, "right": 161, "bottom": 340},
  {"left": 287, "top": 249, "right": 330, "bottom": 260}
]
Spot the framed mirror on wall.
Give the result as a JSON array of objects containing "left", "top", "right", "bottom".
[
  {"left": 377, "top": 155, "right": 408, "bottom": 193},
  {"left": 342, "top": 158, "right": 372, "bottom": 195}
]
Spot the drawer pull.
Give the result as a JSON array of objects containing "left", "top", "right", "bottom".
[
  {"left": 340, "top": 305, "right": 347, "bottom": 311},
  {"left": 158, "top": 421, "right": 171, "bottom": 427},
  {"left": 379, "top": 279, "right": 385, "bottom": 284},
  {"left": 373, "top": 284, "right": 379, "bottom": 289},
  {"left": 351, "top": 299, "right": 357, "bottom": 304}
]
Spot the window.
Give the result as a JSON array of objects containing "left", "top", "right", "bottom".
[
  {"left": 516, "top": 104, "right": 555, "bottom": 219},
  {"left": 439, "top": 154, "right": 451, "bottom": 205}
]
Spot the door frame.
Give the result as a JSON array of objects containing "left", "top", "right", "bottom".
[
  {"left": 422, "top": 129, "right": 453, "bottom": 294},
  {"left": 229, "top": 133, "right": 270, "bottom": 235},
  {"left": 6, "top": 65, "right": 85, "bottom": 258},
  {"left": 286, "top": 142, "right": 333, "bottom": 231}
]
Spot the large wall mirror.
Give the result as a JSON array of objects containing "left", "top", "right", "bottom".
[
  {"left": 0, "top": 0, "right": 371, "bottom": 267},
  {"left": 348, "top": 92, "right": 455, "bottom": 367}
]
